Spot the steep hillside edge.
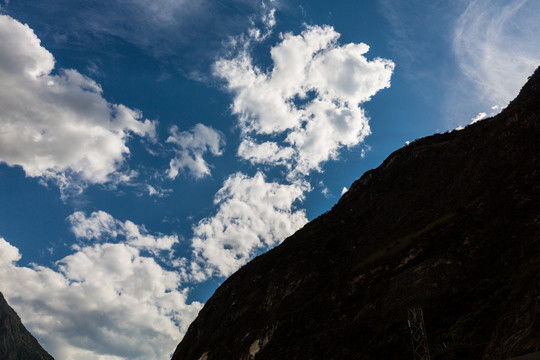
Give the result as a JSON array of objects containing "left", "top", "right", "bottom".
[
  {"left": 0, "top": 292, "right": 54, "bottom": 360},
  {"left": 173, "top": 67, "right": 540, "bottom": 360}
]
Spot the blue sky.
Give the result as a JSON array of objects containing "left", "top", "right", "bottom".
[{"left": 0, "top": 0, "right": 539, "bottom": 359}]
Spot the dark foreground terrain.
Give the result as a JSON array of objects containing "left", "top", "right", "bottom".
[
  {"left": 173, "top": 67, "right": 540, "bottom": 360},
  {"left": 0, "top": 292, "right": 54, "bottom": 360}
]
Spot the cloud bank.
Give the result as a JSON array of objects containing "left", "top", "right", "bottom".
[
  {"left": 0, "top": 221, "right": 202, "bottom": 360},
  {"left": 0, "top": 197, "right": 306, "bottom": 358},
  {"left": 0, "top": 15, "right": 155, "bottom": 196}
]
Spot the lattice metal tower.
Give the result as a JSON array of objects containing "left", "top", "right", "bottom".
[{"left": 408, "top": 306, "right": 431, "bottom": 360}]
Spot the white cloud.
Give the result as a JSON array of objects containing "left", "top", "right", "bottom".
[
  {"left": 0, "top": 237, "right": 20, "bottom": 264},
  {"left": 166, "top": 124, "right": 224, "bottom": 180},
  {"left": 68, "top": 211, "right": 179, "bottom": 255},
  {"left": 146, "top": 184, "right": 172, "bottom": 198},
  {"left": 0, "top": 15, "right": 156, "bottom": 196},
  {"left": 215, "top": 25, "right": 394, "bottom": 177},
  {"left": 262, "top": 5, "right": 276, "bottom": 29},
  {"left": 471, "top": 111, "right": 487, "bottom": 123},
  {"left": 0, "top": 235, "right": 202, "bottom": 360},
  {"left": 237, "top": 138, "right": 294, "bottom": 166},
  {"left": 190, "top": 172, "right": 308, "bottom": 280},
  {"left": 341, "top": 187, "right": 348, "bottom": 195},
  {"left": 321, "top": 187, "right": 330, "bottom": 198},
  {"left": 453, "top": 0, "right": 540, "bottom": 106}
]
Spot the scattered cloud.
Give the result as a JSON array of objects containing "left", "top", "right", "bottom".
[
  {"left": 193, "top": 16, "right": 394, "bottom": 282},
  {"left": 68, "top": 211, "right": 179, "bottom": 255},
  {"left": 247, "top": 1, "right": 276, "bottom": 42},
  {"left": 0, "top": 15, "right": 155, "bottom": 197},
  {"left": 453, "top": 0, "right": 540, "bottom": 106},
  {"left": 215, "top": 25, "right": 394, "bottom": 177},
  {"left": 189, "top": 172, "right": 308, "bottom": 280},
  {"left": 237, "top": 138, "right": 294, "bottom": 167},
  {"left": 0, "top": 235, "right": 202, "bottom": 360},
  {"left": 321, "top": 187, "right": 330, "bottom": 198},
  {"left": 166, "top": 124, "right": 225, "bottom": 180},
  {"left": 146, "top": 184, "right": 172, "bottom": 198},
  {"left": 471, "top": 111, "right": 487, "bottom": 123},
  {"left": 0, "top": 8, "right": 397, "bottom": 360}
]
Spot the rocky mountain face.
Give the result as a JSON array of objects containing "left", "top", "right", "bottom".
[
  {"left": 0, "top": 292, "right": 54, "bottom": 360},
  {"left": 172, "top": 67, "right": 540, "bottom": 360}
]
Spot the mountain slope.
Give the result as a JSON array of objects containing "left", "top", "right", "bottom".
[
  {"left": 172, "top": 67, "right": 540, "bottom": 360},
  {"left": 0, "top": 292, "right": 54, "bottom": 360}
]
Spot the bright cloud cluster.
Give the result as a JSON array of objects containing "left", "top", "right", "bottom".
[
  {"left": 0, "top": 195, "right": 307, "bottom": 359},
  {"left": 166, "top": 124, "right": 224, "bottom": 180},
  {"left": 454, "top": 0, "right": 540, "bottom": 106},
  {"left": 0, "top": 8, "right": 397, "bottom": 360},
  {"left": 68, "top": 211, "right": 179, "bottom": 254},
  {"left": 215, "top": 25, "right": 394, "bottom": 176},
  {"left": 0, "top": 233, "right": 202, "bottom": 360},
  {"left": 0, "top": 15, "right": 156, "bottom": 195},
  {"left": 190, "top": 172, "right": 308, "bottom": 280}
]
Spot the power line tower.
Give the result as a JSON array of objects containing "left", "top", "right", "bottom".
[{"left": 408, "top": 306, "right": 431, "bottom": 360}]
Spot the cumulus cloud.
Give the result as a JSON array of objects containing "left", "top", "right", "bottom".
[
  {"left": 192, "top": 19, "right": 394, "bottom": 282},
  {"left": 237, "top": 138, "right": 294, "bottom": 166},
  {"left": 453, "top": 0, "right": 540, "bottom": 106},
  {"left": 190, "top": 172, "right": 308, "bottom": 280},
  {"left": 68, "top": 211, "right": 179, "bottom": 255},
  {"left": 0, "top": 196, "right": 307, "bottom": 358},
  {"left": 215, "top": 25, "right": 394, "bottom": 177},
  {"left": 166, "top": 124, "right": 224, "bottom": 180},
  {"left": 0, "top": 235, "right": 202, "bottom": 360},
  {"left": 0, "top": 15, "right": 156, "bottom": 196}
]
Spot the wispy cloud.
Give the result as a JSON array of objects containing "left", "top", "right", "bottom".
[
  {"left": 12, "top": 0, "right": 265, "bottom": 76},
  {"left": 453, "top": 0, "right": 540, "bottom": 106},
  {"left": 378, "top": 0, "right": 460, "bottom": 75}
]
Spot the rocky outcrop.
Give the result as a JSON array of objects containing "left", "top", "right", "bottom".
[
  {"left": 0, "top": 292, "right": 54, "bottom": 360},
  {"left": 172, "top": 67, "right": 540, "bottom": 360}
]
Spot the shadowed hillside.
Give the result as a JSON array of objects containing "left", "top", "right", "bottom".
[
  {"left": 0, "top": 292, "right": 54, "bottom": 360},
  {"left": 172, "top": 67, "right": 540, "bottom": 360}
]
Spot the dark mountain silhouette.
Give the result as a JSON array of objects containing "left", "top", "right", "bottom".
[
  {"left": 172, "top": 67, "right": 540, "bottom": 360},
  {"left": 0, "top": 292, "right": 54, "bottom": 360}
]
